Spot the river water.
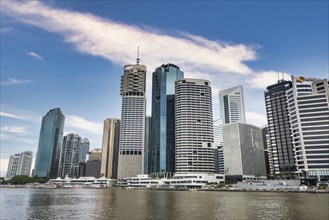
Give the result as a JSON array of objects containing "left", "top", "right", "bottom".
[{"left": 1, "top": 188, "right": 328, "bottom": 220}]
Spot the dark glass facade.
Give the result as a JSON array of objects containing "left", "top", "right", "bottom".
[
  {"left": 150, "top": 64, "right": 184, "bottom": 173},
  {"left": 265, "top": 80, "right": 296, "bottom": 175},
  {"left": 34, "top": 108, "right": 65, "bottom": 178}
]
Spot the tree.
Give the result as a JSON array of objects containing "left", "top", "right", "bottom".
[{"left": 9, "top": 175, "right": 34, "bottom": 185}]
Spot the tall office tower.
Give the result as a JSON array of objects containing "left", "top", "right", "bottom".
[
  {"left": 150, "top": 63, "right": 184, "bottom": 174},
  {"left": 287, "top": 76, "right": 329, "bottom": 181},
  {"left": 59, "top": 133, "right": 81, "bottom": 178},
  {"left": 175, "top": 78, "right": 215, "bottom": 174},
  {"left": 86, "top": 148, "right": 102, "bottom": 178},
  {"left": 100, "top": 118, "right": 120, "bottom": 179},
  {"left": 6, "top": 151, "right": 33, "bottom": 179},
  {"left": 223, "top": 122, "right": 267, "bottom": 180},
  {"left": 79, "top": 138, "right": 90, "bottom": 163},
  {"left": 214, "top": 120, "right": 224, "bottom": 174},
  {"left": 264, "top": 80, "right": 295, "bottom": 176},
  {"left": 34, "top": 108, "right": 65, "bottom": 178},
  {"left": 144, "top": 116, "right": 151, "bottom": 174},
  {"left": 117, "top": 59, "right": 146, "bottom": 179},
  {"left": 219, "top": 85, "right": 246, "bottom": 124}
]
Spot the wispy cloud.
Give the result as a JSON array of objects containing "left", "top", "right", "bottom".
[
  {"left": 27, "top": 51, "right": 44, "bottom": 61},
  {"left": 0, "top": 111, "right": 28, "bottom": 120},
  {"left": 1, "top": 126, "right": 30, "bottom": 134},
  {"left": 0, "top": 27, "right": 13, "bottom": 34},
  {"left": 0, "top": 78, "right": 34, "bottom": 86},
  {"left": 0, "top": 110, "right": 41, "bottom": 122},
  {"left": 0, "top": 133, "right": 36, "bottom": 144},
  {"left": 66, "top": 115, "right": 103, "bottom": 135},
  {"left": 1, "top": 1, "right": 261, "bottom": 81}
]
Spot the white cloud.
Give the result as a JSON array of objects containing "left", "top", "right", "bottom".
[
  {"left": 27, "top": 51, "right": 44, "bottom": 61},
  {"left": 1, "top": 1, "right": 256, "bottom": 78},
  {"left": 0, "top": 78, "right": 34, "bottom": 85},
  {"left": 0, "top": 133, "right": 35, "bottom": 144},
  {"left": 0, "top": 110, "right": 40, "bottom": 122},
  {"left": 248, "top": 71, "right": 291, "bottom": 89},
  {"left": 246, "top": 111, "right": 268, "bottom": 127},
  {"left": 1, "top": 126, "right": 30, "bottom": 134},
  {"left": 0, "top": 111, "right": 28, "bottom": 120},
  {"left": 66, "top": 115, "right": 103, "bottom": 135}
]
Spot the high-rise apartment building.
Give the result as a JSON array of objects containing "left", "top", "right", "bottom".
[
  {"left": 6, "top": 151, "right": 33, "bottom": 179},
  {"left": 79, "top": 138, "right": 90, "bottom": 163},
  {"left": 264, "top": 80, "right": 296, "bottom": 176},
  {"left": 100, "top": 118, "right": 120, "bottom": 179},
  {"left": 287, "top": 76, "right": 329, "bottom": 180},
  {"left": 175, "top": 78, "right": 215, "bottom": 173},
  {"left": 117, "top": 60, "right": 146, "bottom": 179},
  {"left": 150, "top": 63, "right": 184, "bottom": 174},
  {"left": 223, "top": 122, "right": 267, "bottom": 179},
  {"left": 34, "top": 108, "right": 65, "bottom": 178},
  {"left": 59, "top": 133, "right": 81, "bottom": 178},
  {"left": 219, "top": 85, "right": 246, "bottom": 124}
]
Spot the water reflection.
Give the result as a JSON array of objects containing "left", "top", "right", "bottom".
[{"left": 1, "top": 188, "right": 328, "bottom": 220}]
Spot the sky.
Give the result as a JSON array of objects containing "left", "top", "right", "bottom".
[{"left": 0, "top": 0, "right": 328, "bottom": 177}]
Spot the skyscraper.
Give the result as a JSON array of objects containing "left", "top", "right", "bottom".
[
  {"left": 117, "top": 59, "right": 146, "bottom": 179},
  {"left": 150, "top": 63, "right": 184, "bottom": 174},
  {"left": 6, "top": 151, "right": 33, "bottom": 179},
  {"left": 100, "top": 118, "right": 120, "bottom": 179},
  {"left": 79, "top": 138, "right": 90, "bottom": 163},
  {"left": 175, "top": 78, "right": 215, "bottom": 174},
  {"left": 34, "top": 108, "right": 65, "bottom": 178},
  {"left": 144, "top": 116, "right": 151, "bottom": 174},
  {"left": 59, "top": 133, "right": 81, "bottom": 178},
  {"left": 214, "top": 120, "right": 224, "bottom": 174},
  {"left": 85, "top": 148, "right": 102, "bottom": 178},
  {"left": 219, "top": 85, "right": 246, "bottom": 124},
  {"left": 287, "top": 76, "right": 329, "bottom": 181},
  {"left": 264, "top": 80, "right": 296, "bottom": 176}
]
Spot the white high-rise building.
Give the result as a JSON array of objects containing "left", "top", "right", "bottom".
[
  {"left": 6, "top": 151, "right": 33, "bottom": 179},
  {"left": 219, "top": 85, "right": 246, "bottom": 124},
  {"left": 117, "top": 60, "right": 146, "bottom": 179},
  {"left": 286, "top": 76, "right": 329, "bottom": 180},
  {"left": 175, "top": 78, "right": 215, "bottom": 174}
]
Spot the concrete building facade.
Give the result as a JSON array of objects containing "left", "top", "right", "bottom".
[{"left": 175, "top": 78, "right": 215, "bottom": 174}]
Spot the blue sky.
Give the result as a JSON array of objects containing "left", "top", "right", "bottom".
[{"left": 0, "top": 0, "right": 328, "bottom": 177}]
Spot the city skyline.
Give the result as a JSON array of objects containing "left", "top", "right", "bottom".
[{"left": 1, "top": 1, "right": 328, "bottom": 176}]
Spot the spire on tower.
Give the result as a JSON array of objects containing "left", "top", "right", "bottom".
[{"left": 137, "top": 46, "right": 140, "bottom": 65}]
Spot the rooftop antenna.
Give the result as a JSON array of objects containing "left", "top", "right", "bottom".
[
  {"left": 277, "top": 72, "right": 280, "bottom": 81},
  {"left": 136, "top": 46, "right": 140, "bottom": 65}
]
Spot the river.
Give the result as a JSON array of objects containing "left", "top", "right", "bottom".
[{"left": 1, "top": 188, "right": 328, "bottom": 219}]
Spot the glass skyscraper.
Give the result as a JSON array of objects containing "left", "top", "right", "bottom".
[
  {"left": 265, "top": 80, "right": 296, "bottom": 176},
  {"left": 79, "top": 138, "right": 90, "bottom": 163},
  {"left": 59, "top": 133, "right": 81, "bottom": 178},
  {"left": 34, "top": 108, "right": 65, "bottom": 178},
  {"left": 150, "top": 63, "right": 184, "bottom": 174}
]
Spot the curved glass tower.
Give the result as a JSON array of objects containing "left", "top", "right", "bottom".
[
  {"left": 150, "top": 63, "right": 184, "bottom": 174},
  {"left": 34, "top": 108, "right": 65, "bottom": 178}
]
